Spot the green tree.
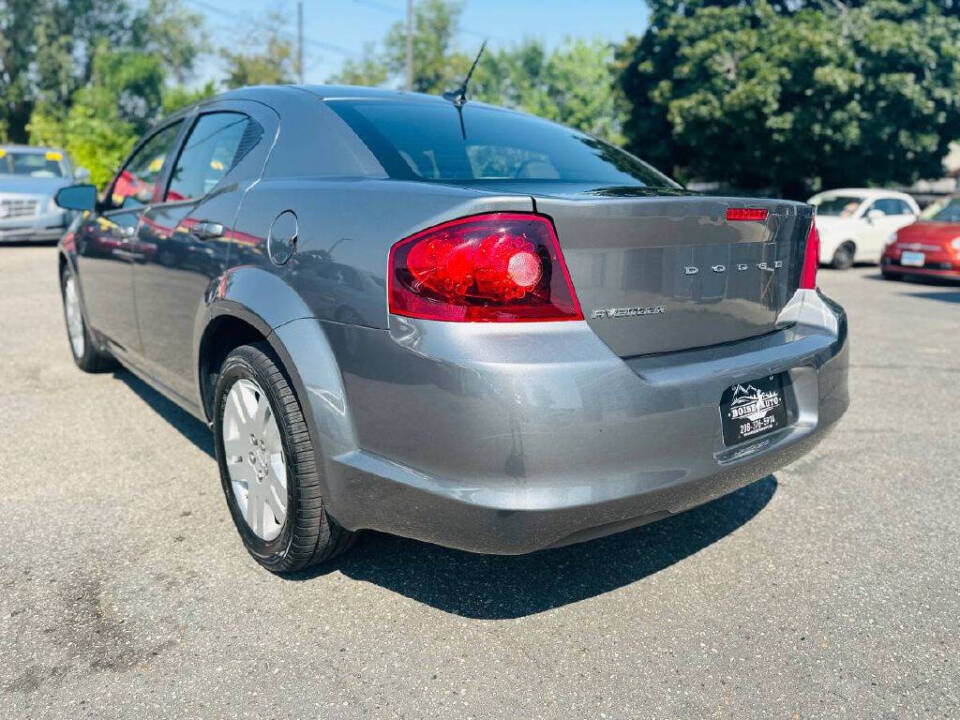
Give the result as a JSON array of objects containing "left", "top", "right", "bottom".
[
  {"left": 220, "top": 11, "right": 295, "bottom": 88},
  {"left": 619, "top": 0, "right": 960, "bottom": 196},
  {"left": 0, "top": 0, "right": 38, "bottom": 140},
  {"left": 162, "top": 81, "right": 217, "bottom": 115},
  {"left": 384, "top": 0, "right": 468, "bottom": 93},
  {"left": 333, "top": 42, "right": 390, "bottom": 87},
  {"left": 28, "top": 45, "right": 166, "bottom": 187},
  {"left": 2, "top": 0, "right": 205, "bottom": 143},
  {"left": 331, "top": 0, "right": 468, "bottom": 94},
  {"left": 329, "top": 2, "right": 626, "bottom": 143},
  {"left": 132, "top": 0, "right": 207, "bottom": 85},
  {"left": 473, "top": 38, "right": 627, "bottom": 144}
]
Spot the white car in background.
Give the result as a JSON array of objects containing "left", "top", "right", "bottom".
[{"left": 808, "top": 189, "right": 920, "bottom": 269}]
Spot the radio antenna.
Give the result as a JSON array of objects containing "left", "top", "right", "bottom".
[{"left": 443, "top": 39, "right": 487, "bottom": 139}]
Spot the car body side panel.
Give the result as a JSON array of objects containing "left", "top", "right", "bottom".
[
  {"left": 228, "top": 178, "right": 535, "bottom": 330},
  {"left": 134, "top": 100, "right": 281, "bottom": 400},
  {"left": 74, "top": 206, "right": 144, "bottom": 356}
]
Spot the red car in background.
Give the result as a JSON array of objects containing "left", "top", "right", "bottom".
[{"left": 882, "top": 196, "right": 960, "bottom": 281}]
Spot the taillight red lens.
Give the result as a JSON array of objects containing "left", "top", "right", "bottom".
[
  {"left": 389, "top": 213, "right": 583, "bottom": 322},
  {"left": 800, "top": 221, "right": 820, "bottom": 289}
]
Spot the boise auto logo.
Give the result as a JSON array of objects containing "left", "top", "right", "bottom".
[{"left": 728, "top": 383, "right": 782, "bottom": 422}]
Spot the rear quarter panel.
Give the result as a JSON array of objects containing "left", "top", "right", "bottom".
[{"left": 227, "top": 179, "right": 535, "bottom": 329}]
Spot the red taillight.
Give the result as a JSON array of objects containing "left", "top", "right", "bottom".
[
  {"left": 800, "top": 221, "right": 820, "bottom": 289},
  {"left": 726, "top": 207, "right": 768, "bottom": 222},
  {"left": 389, "top": 213, "right": 583, "bottom": 322}
]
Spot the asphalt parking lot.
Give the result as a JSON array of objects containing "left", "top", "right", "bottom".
[{"left": 1, "top": 244, "right": 958, "bottom": 719}]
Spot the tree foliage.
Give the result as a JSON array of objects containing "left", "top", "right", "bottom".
[
  {"left": 329, "top": 0, "right": 627, "bottom": 143},
  {"left": 219, "top": 11, "right": 296, "bottom": 89},
  {"left": 473, "top": 38, "right": 627, "bottom": 144},
  {"left": 332, "top": 0, "right": 468, "bottom": 94},
  {"left": 1, "top": 0, "right": 207, "bottom": 186},
  {"left": 620, "top": 0, "right": 960, "bottom": 195},
  {"left": 29, "top": 45, "right": 166, "bottom": 187}
]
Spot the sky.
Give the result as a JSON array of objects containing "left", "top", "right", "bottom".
[{"left": 184, "top": 0, "right": 650, "bottom": 86}]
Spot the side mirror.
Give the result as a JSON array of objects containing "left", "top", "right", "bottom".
[
  {"left": 55, "top": 184, "right": 97, "bottom": 212},
  {"left": 866, "top": 209, "right": 885, "bottom": 222},
  {"left": 74, "top": 166, "right": 91, "bottom": 182}
]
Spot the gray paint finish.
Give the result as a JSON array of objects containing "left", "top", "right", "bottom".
[
  {"left": 537, "top": 192, "right": 813, "bottom": 357},
  {"left": 314, "top": 289, "right": 846, "bottom": 552},
  {"left": 58, "top": 84, "right": 848, "bottom": 555}
]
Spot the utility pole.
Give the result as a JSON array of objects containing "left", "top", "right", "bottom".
[
  {"left": 405, "top": 0, "right": 413, "bottom": 91},
  {"left": 297, "top": 1, "right": 304, "bottom": 85}
]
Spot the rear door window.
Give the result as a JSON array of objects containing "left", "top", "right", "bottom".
[{"left": 165, "top": 112, "right": 261, "bottom": 202}]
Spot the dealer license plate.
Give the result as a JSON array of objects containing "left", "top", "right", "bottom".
[{"left": 720, "top": 374, "right": 788, "bottom": 446}]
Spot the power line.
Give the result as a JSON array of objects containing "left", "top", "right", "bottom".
[{"left": 183, "top": 0, "right": 360, "bottom": 58}]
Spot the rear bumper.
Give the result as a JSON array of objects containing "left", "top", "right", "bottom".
[{"left": 299, "top": 289, "right": 848, "bottom": 554}]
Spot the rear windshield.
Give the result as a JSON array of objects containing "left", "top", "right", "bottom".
[
  {"left": 813, "top": 196, "right": 863, "bottom": 217},
  {"left": 327, "top": 99, "right": 678, "bottom": 188}
]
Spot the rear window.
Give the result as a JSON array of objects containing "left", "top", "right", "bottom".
[{"left": 327, "top": 99, "right": 678, "bottom": 188}]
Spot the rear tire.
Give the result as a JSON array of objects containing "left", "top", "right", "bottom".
[
  {"left": 213, "top": 342, "right": 356, "bottom": 573},
  {"left": 830, "top": 244, "right": 855, "bottom": 270},
  {"left": 60, "top": 264, "right": 116, "bottom": 373}
]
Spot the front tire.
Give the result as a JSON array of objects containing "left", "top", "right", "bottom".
[
  {"left": 60, "top": 264, "right": 116, "bottom": 373},
  {"left": 213, "top": 343, "right": 355, "bottom": 573}
]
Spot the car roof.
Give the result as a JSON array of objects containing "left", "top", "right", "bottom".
[
  {"left": 814, "top": 188, "right": 915, "bottom": 200},
  {"left": 203, "top": 84, "right": 450, "bottom": 106},
  {"left": 302, "top": 84, "right": 450, "bottom": 103},
  {"left": 174, "top": 84, "right": 512, "bottom": 118}
]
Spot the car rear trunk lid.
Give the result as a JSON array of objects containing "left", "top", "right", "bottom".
[{"left": 532, "top": 188, "right": 814, "bottom": 357}]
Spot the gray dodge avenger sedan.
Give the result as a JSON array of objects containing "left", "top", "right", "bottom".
[{"left": 55, "top": 85, "right": 848, "bottom": 572}]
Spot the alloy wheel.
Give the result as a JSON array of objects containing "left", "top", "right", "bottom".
[
  {"left": 64, "top": 275, "right": 85, "bottom": 359},
  {"left": 221, "top": 378, "right": 287, "bottom": 541}
]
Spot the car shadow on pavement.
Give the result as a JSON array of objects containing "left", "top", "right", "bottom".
[
  {"left": 114, "top": 370, "right": 215, "bottom": 458},
  {"left": 901, "top": 290, "right": 960, "bottom": 304},
  {"left": 863, "top": 272, "right": 960, "bottom": 289},
  {"left": 111, "top": 366, "right": 777, "bottom": 620},
  {"left": 295, "top": 476, "right": 778, "bottom": 619}
]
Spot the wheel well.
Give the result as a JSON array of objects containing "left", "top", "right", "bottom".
[{"left": 198, "top": 315, "right": 268, "bottom": 420}]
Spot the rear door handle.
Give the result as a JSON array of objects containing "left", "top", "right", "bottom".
[{"left": 193, "top": 221, "right": 224, "bottom": 240}]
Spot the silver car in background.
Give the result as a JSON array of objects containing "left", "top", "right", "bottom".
[
  {"left": 0, "top": 145, "right": 89, "bottom": 242},
  {"left": 54, "top": 86, "right": 849, "bottom": 573}
]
